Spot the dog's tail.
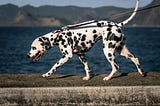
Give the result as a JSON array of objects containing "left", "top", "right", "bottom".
[{"left": 118, "top": 0, "right": 139, "bottom": 27}]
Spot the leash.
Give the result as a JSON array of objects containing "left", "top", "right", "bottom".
[
  {"left": 60, "top": 3, "right": 160, "bottom": 30},
  {"left": 105, "top": 3, "right": 160, "bottom": 20}
]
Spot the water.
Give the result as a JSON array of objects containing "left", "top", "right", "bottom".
[{"left": 0, "top": 27, "right": 160, "bottom": 75}]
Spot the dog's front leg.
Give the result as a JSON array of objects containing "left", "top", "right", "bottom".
[
  {"left": 78, "top": 54, "right": 91, "bottom": 80},
  {"left": 42, "top": 53, "right": 73, "bottom": 78}
]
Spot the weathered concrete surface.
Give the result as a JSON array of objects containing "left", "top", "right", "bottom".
[{"left": 0, "top": 86, "right": 160, "bottom": 105}]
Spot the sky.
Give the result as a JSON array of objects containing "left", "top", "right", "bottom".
[{"left": 0, "top": 0, "right": 153, "bottom": 8}]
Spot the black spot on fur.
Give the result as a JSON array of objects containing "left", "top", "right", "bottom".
[
  {"left": 106, "top": 32, "right": 112, "bottom": 41},
  {"left": 50, "top": 38, "right": 54, "bottom": 41},
  {"left": 75, "top": 40, "right": 79, "bottom": 47},
  {"left": 74, "top": 36, "right": 77, "bottom": 41},
  {"left": 39, "top": 37, "right": 52, "bottom": 50},
  {"left": 88, "top": 40, "right": 94, "bottom": 46},
  {"left": 39, "top": 38, "right": 43, "bottom": 42},
  {"left": 107, "top": 28, "right": 111, "bottom": 31},
  {"left": 65, "top": 50, "right": 69, "bottom": 54},
  {"left": 108, "top": 42, "right": 115, "bottom": 48},
  {"left": 98, "top": 36, "right": 102, "bottom": 40},
  {"left": 101, "top": 22, "right": 104, "bottom": 25},
  {"left": 121, "top": 23, "right": 124, "bottom": 26},
  {"left": 77, "top": 33, "right": 82, "bottom": 36},
  {"left": 62, "top": 55, "right": 66, "bottom": 58},
  {"left": 93, "top": 34, "right": 98, "bottom": 39},
  {"left": 128, "top": 54, "right": 134, "bottom": 58},
  {"left": 57, "top": 62, "right": 59, "bottom": 65},
  {"left": 67, "top": 32, "right": 72, "bottom": 36},
  {"left": 92, "top": 30, "right": 97, "bottom": 33},
  {"left": 108, "top": 31, "right": 112, "bottom": 36},
  {"left": 62, "top": 40, "right": 66, "bottom": 45},
  {"left": 45, "top": 46, "right": 48, "bottom": 50},
  {"left": 64, "top": 45, "right": 67, "bottom": 48},
  {"left": 103, "top": 44, "right": 105, "bottom": 48},
  {"left": 81, "top": 42, "right": 86, "bottom": 48},
  {"left": 110, "top": 33, "right": 122, "bottom": 42},
  {"left": 116, "top": 46, "right": 123, "bottom": 51},
  {"left": 62, "top": 32, "right": 66, "bottom": 35},
  {"left": 115, "top": 24, "right": 119, "bottom": 27},
  {"left": 89, "top": 40, "right": 92, "bottom": 43},
  {"left": 108, "top": 24, "right": 113, "bottom": 28},
  {"left": 108, "top": 53, "right": 112, "bottom": 57},
  {"left": 81, "top": 35, "right": 86, "bottom": 41},
  {"left": 48, "top": 73, "right": 51, "bottom": 75},
  {"left": 67, "top": 38, "right": 73, "bottom": 45},
  {"left": 113, "top": 59, "right": 116, "bottom": 63},
  {"left": 116, "top": 28, "right": 122, "bottom": 33},
  {"left": 97, "top": 23, "right": 101, "bottom": 27},
  {"left": 58, "top": 36, "right": 66, "bottom": 45},
  {"left": 120, "top": 41, "right": 125, "bottom": 47},
  {"left": 42, "top": 37, "right": 47, "bottom": 40},
  {"left": 137, "top": 64, "right": 141, "bottom": 69},
  {"left": 114, "top": 64, "right": 119, "bottom": 70}
]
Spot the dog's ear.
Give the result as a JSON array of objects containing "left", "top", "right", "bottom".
[
  {"left": 39, "top": 37, "right": 52, "bottom": 50},
  {"left": 39, "top": 37, "right": 45, "bottom": 46},
  {"left": 45, "top": 38, "right": 52, "bottom": 50}
]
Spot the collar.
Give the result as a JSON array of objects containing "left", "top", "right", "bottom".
[
  {"left": 52, "top": 29, "right": 63, "bottom": 45},
  {"left": 56, "top": 29, "right": 63, "bottom": 37}
]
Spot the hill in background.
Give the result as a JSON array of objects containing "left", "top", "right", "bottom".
[{"left": 0, "top": 0, "right": 159, "bottom": 27}]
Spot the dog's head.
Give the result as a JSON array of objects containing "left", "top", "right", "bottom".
[
  {"left": 27, "top": 35, "right": 53, "bottom": 62},
  {"left": 27, "top": 30, "right": 62, "bottom": 62}
]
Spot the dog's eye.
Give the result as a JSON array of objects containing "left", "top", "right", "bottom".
[{"left": 32, "top": 47, "right": 37, "bottom": 50}]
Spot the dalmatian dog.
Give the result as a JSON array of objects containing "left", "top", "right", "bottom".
[{"left": 27, "top": 0, "right": 145, "bottom": 80}]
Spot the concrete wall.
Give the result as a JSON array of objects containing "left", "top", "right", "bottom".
[{"left": 0, "top": 86, "right": 160, "bottom": 105}]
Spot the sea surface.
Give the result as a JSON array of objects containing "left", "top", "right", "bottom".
[{"left": 0, "top": 27, "right": 160, "bottom": 75}]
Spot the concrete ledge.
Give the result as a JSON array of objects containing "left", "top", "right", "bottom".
[{"left": 0, "top": 86, "right": 160, "bottom": 105}]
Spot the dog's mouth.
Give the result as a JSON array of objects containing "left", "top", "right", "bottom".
[{"left": 33, "top": 51, "right": 43, "bottom": 62}]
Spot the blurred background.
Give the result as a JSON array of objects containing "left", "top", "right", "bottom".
[{"left": 0, "top": 0, "right": 159, "bottom": 27}]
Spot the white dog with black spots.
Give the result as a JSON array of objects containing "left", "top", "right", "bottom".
[{"left": 27, "top": 0, "right": 145, "bottom": 80}]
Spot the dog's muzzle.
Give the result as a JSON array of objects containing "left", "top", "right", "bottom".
[
  {"left": 27, "top": 53, "right": 31, "bottom": 58},
  {"left": 27, "top": 51, "right": 43, "bottom": 62}
]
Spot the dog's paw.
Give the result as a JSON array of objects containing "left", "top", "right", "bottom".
[
  {"left": 139, "top": 69, "right": 147, "bottom": 77},
  {"left": 42, "top": 73, "right": 50, "bottom": 78},
  {"left": 141, "top": 72, "right": 147, "bottom": 77},
  {"left": 83, "top": 76, "right": 90, "bottom": 80},
  {"left": 103, "top": 77, "right": 111, "bottom": 81}
]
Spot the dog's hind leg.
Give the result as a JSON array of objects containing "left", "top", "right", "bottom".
[
  {"left": 103, "top": 41, "right": 119, "bottom": 80},
  {"left": 117, "top": 43, "right": 146, "bottom": 77},
  {"left": 78, "top": 54, "right": 91, "bottom": 80}
]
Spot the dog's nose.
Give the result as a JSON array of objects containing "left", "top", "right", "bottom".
[{"left": 27, "top": 53, "right": 31, "bottom": 58}]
